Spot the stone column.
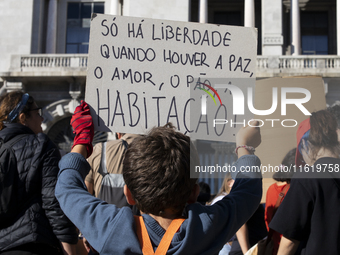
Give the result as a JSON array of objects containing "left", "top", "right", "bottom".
[
  {"left": 262, "top": 0, "right": 283, "bottom": 56},
  {"left": 244, "top": 0, "right": 255, "bottom": 27},
  {"left": 110, "top": 0, "right": 120, "bottom": 15},
  {"left": 46, "top": 0, "right": 58, "bottom": 53},
  {"left": 291, "top": 0, "right": 301, "bottom": 55},
  {"left": 337, "top": 0, "right": 340, "bottom": 55},
  {"left": 199, "top": 0, "right": 208, "bottom": 23}
]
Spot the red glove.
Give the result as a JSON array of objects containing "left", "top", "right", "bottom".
[{"left": 71, "top": 101, "right": 94, "bottom": 157}]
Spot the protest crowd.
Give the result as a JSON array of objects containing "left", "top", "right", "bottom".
[{"left": 0, "top": 89, "right": 340, "bottom": 255}]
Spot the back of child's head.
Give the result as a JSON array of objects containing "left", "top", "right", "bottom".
[
  {"left": 197, "top": 182, "right": 211, "bottom": 205},
  {"left": 272, "top": 147, "right": 296, "bottom": 183},
  {"left": 123, "top": 123, "right": 198, "bottom": 216}
]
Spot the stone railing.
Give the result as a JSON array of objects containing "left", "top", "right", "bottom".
[
  {"left": 20, "top": 55, "right": 88, "bottom": 68},
  {"left": 9, "top": 54, "right": 88, "bottom": 76},
  {"left": 256, "top": 55, "right": 340, "bottom": 77},
  {"left": 8, "top": 54, "right": 340, "bottom": 78}
]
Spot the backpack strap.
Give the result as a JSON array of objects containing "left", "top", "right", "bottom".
[
  {"left": 134, "top": 215, "right": 185, "bottom": 255},
  {"left": 99, "top": 142, "right": 107, "bottom": 174},
  {"left": 122, "top": 139, "right": 128, "bottom": 150},
  {"left": 99, "top": 139, "right": 128, "bottom": 175},
  {"left": 274, "top": 183, "right": 290, "bottom": 210},
  {"left": 267, "top": 183, "right": 290, "bottom": 241}
]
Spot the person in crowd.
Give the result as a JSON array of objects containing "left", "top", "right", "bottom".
[
  {"left": 55, "top": 101, "right": 263, "bottom": 255},
  {"left": 264, "top": 148, "right": 296, "bottom": 255},
  {"left": 197, "top": 181, "right": 212, "bottom": 205},
  {"left": 85, "top": 132, "right": 140, "bottom": 211},
  {"left": 83, "top": 132, "right": 140, "bottom": 254},
  {"left": 270, "top": 109, "right": 340, "bottom": 255},
  {"left": 209, "top": 173, "right": 235, "bottom": 255},
  {"left": 210, "top": 171, "right": 267, "bottom": 255},
  {"left": 228, "top": 196, "right": 267, "bottom": 254},
  {"left": 0, "top": 91, "right": 78, "bottom": 255},
  {"left": 210, "top": 172, "right": 235, "bottom": 205},
  {"left": 327, "top": 104, "right": 340, "bottom": 142},
  {"left": 327, "top": 104, "right": 340, "bottom": 127}
]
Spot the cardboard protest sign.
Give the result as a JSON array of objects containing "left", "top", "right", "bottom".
[
  {"left": 253, "top": 77, "right": 327, "bottom": 202},
  {"left": 85, "top": 14, "right": 257, "bottom": 142}
]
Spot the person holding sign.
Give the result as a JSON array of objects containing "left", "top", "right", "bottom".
[{"left": 56, "top": 101, "right": 263, "bottom": 255}]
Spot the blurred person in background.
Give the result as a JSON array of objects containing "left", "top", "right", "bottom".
[{"left": 264, "top": 148, "right": 296, "bottom": 255}]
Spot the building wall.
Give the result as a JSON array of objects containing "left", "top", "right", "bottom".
[
  {"left": 0, "top": 0, "right": 34, "bottom": 73},
  {"left": 123, "top": 0, "right": 189, "bottom": 22},
  {"left": 57, "top": 0, "right": 110, "bottom": 54},
  {"left": 262, "top": 0, "right": 283, "bottom": 55}
]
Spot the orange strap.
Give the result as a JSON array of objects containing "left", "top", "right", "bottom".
[{"left": 134, "top": 215, "right": 185, "bottom": 255}]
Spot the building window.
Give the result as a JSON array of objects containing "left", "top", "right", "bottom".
[
  {"left": 301, "top": 11, "right": 328, "bottom": 55},
  {"left": 213, "top": 12, "right": 243, "bottom": 26},
  {"left": 66, "top": 2, "right": 104, "bottom": 53}
]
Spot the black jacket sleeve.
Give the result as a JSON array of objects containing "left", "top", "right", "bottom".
[{"left": 40, "top": 136, "right": 78, "bottom": 244}]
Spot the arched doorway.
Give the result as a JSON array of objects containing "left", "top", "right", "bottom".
[{"left": 42, "top": 99, "right": 108, "bottom": 153}]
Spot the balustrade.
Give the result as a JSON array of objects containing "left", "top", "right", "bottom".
[{"left": 12, "top": 54, "right": 340, "bottom": 77}]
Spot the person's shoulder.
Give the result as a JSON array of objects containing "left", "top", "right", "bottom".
[
  {"left": 273, "top": 182, "right": 289, "bottom": 192},
  {"left": 36, "top": 132, "right": 57, "bottom": 147},
  {"left": 123, "top": 133, "right": 141, "bottom": 144},
  {"left": 105, "top": 139, "right": 124, "bottom": 151},
  {"left": 267, "top": 182, "right": 280, "bottom": 194},
  {"left": 91, "top": 142, "right": 103, "bottom": 154},
  {"left": 268, "top": 182, "right": 277, "bottom": 189},
  {"left": 106, "top": 139, "right": 122, "bottom": 146},
  {"left": 314, "top": 157, "right": 340, "bottom": 165}
]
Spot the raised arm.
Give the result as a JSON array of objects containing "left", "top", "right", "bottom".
[
  {"left": 70, "top": 100, "right": 94, "bottom": 158},
  {"left": 194, "top": 120, "right": 263, "bottom": 253},
  {"left": 55, "top": 101, "right": 123, "bottom": 253},
  {"left": 235, "top": 119, "right": 261, "bottom": 158}
]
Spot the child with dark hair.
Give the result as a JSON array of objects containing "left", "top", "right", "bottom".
[
  {"left": 122, "top": 123, "right": 199, "bottom": 217},
  {"left": 271, "top": 148, "right": 296, "bottom": 183},
  {"left": 56, "top": 102, "right": 263, "bottom": 255}
]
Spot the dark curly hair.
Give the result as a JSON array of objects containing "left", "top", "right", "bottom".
[
  {"left": 327, "top": 104, "right": 340, "bottom": 128},
  {"left": 0, "top": 91, "right": 35, "bottom": 130},
  {"left": 123, "top": 123, "right": 199, "bottom": 216},
  {"left": 307, "top": 109, "right": 340, "bottom": 160},
  {"left": 273, "top": 148, "right": 296, "bottom": 183}
]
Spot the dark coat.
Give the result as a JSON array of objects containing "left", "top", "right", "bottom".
[{"left": 0, "top": 123, "right": 77, "bottom": 251}]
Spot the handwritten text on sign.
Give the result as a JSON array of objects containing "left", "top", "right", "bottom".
[{"left": 85, "top": 14, "right": 257, "bottom": 142}]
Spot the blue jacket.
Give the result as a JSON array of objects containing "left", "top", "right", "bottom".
[{"left": 56, "top": 153, "right": 262, "bottom": 255}]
